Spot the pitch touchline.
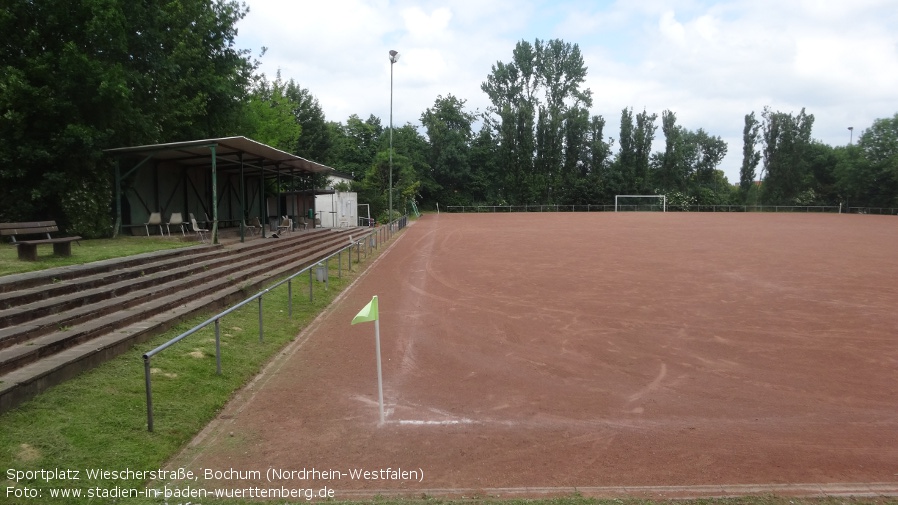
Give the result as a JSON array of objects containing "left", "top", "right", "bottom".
[{"left": 396, "top": 419, "right": 476, "bottom": 425}]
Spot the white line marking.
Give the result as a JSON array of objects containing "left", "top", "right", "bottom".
[{"left": 397, "top": 419, "right": 476, "bottom": 425}]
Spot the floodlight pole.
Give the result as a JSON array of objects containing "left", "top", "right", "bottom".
[{"left": 389, "top": 50, "right": 399, "bottom": 234}]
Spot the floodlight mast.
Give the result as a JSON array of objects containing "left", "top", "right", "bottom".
[{"left": 388, "top": 50, "right": 399, "bottom": 234}]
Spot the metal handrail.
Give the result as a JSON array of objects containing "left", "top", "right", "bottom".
[{"left": 142, "top": 226, "right": 389, "bottom": 431}]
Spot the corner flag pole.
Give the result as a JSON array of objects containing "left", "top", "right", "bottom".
[
  {"left": 374, "top": 317, "right": 385, "bottom": 425},
  {"left": 351, "top": 295, "right": 384, "bottom": 425}
]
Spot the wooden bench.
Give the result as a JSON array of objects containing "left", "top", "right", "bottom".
[{"left": 0, "top": 221, "right": 82, "bottom": 261}]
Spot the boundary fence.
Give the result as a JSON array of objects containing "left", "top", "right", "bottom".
[
  {"left": 142, "top": 217, "right": 409, "bottom": 432},
  {"left": 444, "top": 204, "right": 898, "bottom": 214}
]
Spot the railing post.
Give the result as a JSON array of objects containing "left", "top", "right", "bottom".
[
  {"left": 215, "top": 318, "right": 221, "bottom": 374},
  {"left": 325, "top": 258, "right": 329, "bottom": 291},
  {"left": 258, "top": 295, "right": 264, "bottom": 342},
  {"left": 144, "top": 356, "right": 154, "bottom": 432},
  {"left": 288, "top": 279, "right": 293, "bottom": 317},
  {"left": 309, "top": 268, "right": 313, "bottom": 302}
]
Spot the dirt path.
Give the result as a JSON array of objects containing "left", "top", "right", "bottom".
[{"left": 164, "top": 213, "right": 898, "bottom": 499}]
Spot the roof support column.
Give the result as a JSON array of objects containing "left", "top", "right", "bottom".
[
  {"left": 114, "top": 159, "right": 122, "bottom": 237},
  {"left": 181, "top": 166, "right": 189, "bottom": 227},
  {"left": 259, "top": 160, "right": 266, "bottom": 238},
  {"left": 153, "top": 162, "right": 160, "bottom": 215},
  {"left": 210, "top": 145, "right": 219, "bottom": 245},
  {"left": 239, "top": 152, "right": 245, "bottom": 243},
  {"left": 276, "top": 164, "right": 282, "bottom": 221},
  {"left": 290, "top": 167, "right": 296, "bottom": 230}
]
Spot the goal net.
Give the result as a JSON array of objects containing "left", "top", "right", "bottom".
[{"left": 615, "top": 195, "right": 667, "bottom": 212}]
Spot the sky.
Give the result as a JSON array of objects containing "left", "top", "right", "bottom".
[{"left": 235, "top": 0, "right": 898, "bottom": 184}]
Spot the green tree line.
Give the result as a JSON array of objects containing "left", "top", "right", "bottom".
[
  {"left": 1, "top": 0, "right": 255, "bottom": 236},
  {"left": 339, "top": 39, "right": 898, "bottom": 214},
  {"left": 3, "top": 2, "right": 897, "bottom": 237}
]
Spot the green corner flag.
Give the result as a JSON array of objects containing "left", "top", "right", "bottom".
[
  {"left": 352, "top": 295, "right": 385, "bottom": 424},
  {"left": 351, "top": 295, "right": 378, "bottom": 325}
]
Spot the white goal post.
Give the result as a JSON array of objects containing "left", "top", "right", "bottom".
[{"left": 615, "top": 195, "right": 667, "bottom": 212}]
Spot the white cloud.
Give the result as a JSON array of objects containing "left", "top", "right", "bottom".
[
  {"left": 236, "top": 0, "right": 898, "bottom": 183},
  {"left": 659, "top": 11, "right": 687, "bottom": 47},
  {"left": 401, "top": 6, "right": 453, "bottom": 39}
]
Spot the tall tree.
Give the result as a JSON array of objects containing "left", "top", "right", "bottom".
[
  {"left": 832, "top": 144, "right": 869, "bottom": 207},
  {"left": 534, "top": 39, "right": 591, "bottom": 203},
  {"left": 557, "top": 106, "right": 592, "bottom": 204},
  {"left": 651, "top": 118, "right": 729, "bottom": 205},
  {"left": 386, "top": 122, "right": 429, "bottom": 205},
  {"left": 468, "top": 125, "right": 500, "bottom": 205},
  {"left": 584, "top": 115, "right": 612, "bottom": 201},
  {"left": 354, "top": 123, "right": 425, "bottom": 221},
  {"left": 633, "top": 108, "right": 659, "bottom": 193},
  {"left": 760, "top": 107, "right": 815, "bottom": 204},
  {"left": 324, "top": 114, "right": 383, "bottom": 179},
  {"left": 689, "top": 129, "right": 729, "bottom": 204},
  {"left": 481, "top": 41, "right": 537, "bottom": 204},
  {"left": 692, "top": 129, "right": 728, "bottom": 187},
  {"left": 587, "top": 115, "right": 612, "bottom": 177},
  {"left": 420, "top": 94, "right": 476, "bottom": 205},
  {"left": 836, "top": 113, "right": 898, "bottom": 207},
  {"left": 740, "top": 112, "right": 762, "bottom": 203},
  {"left": 284, "top": 80, "right": 331, "bottom": 162},
  {"left": 611, "top": 107, "right": 657, "bottom": 194},
  {"left": 656, "top": 110, "right": 685, "bottom": 192},
  {"left": 0, "top": 0, "right": 253, "bottom": 236},
  {"left": 609, "top": 107, "right": 636, "bottom": 196},
  {"left": 482, "top": 38, "right": 591, "bottom": 204},
  {"left": 802, "top": 141, "right": 838, "bottom": 205},
  {"left": 241, "top": 73, "right": 302, "bottom": 152}
]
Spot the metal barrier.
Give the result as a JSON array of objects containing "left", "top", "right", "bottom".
[
  {"left": 385, "top": 215, "right": 409, "bottom": 238},
  {"left": 142, "top": 226, "right": 392, "bottom": 432},
  {"left": 444, "top": 204, "right": 898, "bottom": 214},
  {"left": 847, "top": 207, "right": 898, "bottom": 215}
]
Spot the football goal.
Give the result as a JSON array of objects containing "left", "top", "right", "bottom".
[{"left": 615, "top": 195, "right": 667, "bottom": 212}]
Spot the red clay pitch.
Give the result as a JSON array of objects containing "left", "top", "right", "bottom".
[{"left": 169, "top": 213, "right": 898, "bottom": 499}]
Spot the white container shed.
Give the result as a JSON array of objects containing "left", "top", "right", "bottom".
[{"left": 315, "top": 191, "right": 358, "bottom": 228}]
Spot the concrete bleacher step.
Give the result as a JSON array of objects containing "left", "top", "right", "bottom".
[
  {"left": 0, "top": 227, "right": 370, "bottom": 412},
  {"left": 0, "top": 228, "right": 338, "bottom": 310},
  {"left": 0, "top": 246, "right": 217, "bottom": 295},
  {"left": 0, "top": 229, "right": 342, "bottom": 332},
  {"left": 0, "top": 229, "right": 351, "bottom": 360}
]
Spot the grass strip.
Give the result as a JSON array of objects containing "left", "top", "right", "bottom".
[
  {"left": 0, "top": 241, "right": 381, "bottom": 504},
  {"left": 0, "top": 236, "right": 194, "bottom": 277}
]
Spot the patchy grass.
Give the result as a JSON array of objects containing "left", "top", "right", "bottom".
[
  {"left": 0, "top": 236, "right": 194, "bottom": 277},
  {"left": 0, "top": 236, "right": 385, "bottom": 504}
]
